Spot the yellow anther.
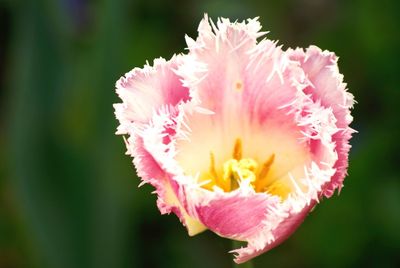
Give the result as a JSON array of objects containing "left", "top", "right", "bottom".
[
  {"left": 223, "top": 158, "right": 258, "bottom": 185},
  {"left": 223, "top": 159, "right": 238, "bottom": 182},
  {"left": 238, "top": 158, "right": 258, "bottom": 173}
]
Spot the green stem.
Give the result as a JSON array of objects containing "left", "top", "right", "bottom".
[{"left": 232, "top": 240, "right": 254, "bottom": 268}]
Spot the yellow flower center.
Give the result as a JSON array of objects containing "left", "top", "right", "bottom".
[
  {"left": 201, "top": 139, "right": 291, "bottom": 200},
  {"left": 223, "top": 158, "right": 258, "bottom": 190}
]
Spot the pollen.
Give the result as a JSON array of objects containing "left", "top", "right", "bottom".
[{"left": 201, "top": 138, "right": 292, "bottom": 200}]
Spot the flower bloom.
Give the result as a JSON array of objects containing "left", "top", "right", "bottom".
[{"left": 114, "top": 15, "right": 354, "bottom": 263}]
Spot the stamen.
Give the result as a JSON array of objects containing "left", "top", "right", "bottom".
[
  {"left": 233, "top": 138, "right": 242, "bottom": 160},
  {"left": 202, "top": 140, "right": 291, "bottom": 200},
  {"left": 223, "top": 159, "right": 238, "bottom": 191},
  {"left": 209, "top": 152, "right": 218, "bottom": 179},
  {"left": 255, "top": 154, "right": 275, "bottom": 192},
  {"left": 210, "top": 151, "right": 229, "bottom": 191},
  {"left": 259, "top": 154, "right": 275, "bottom": 180}
]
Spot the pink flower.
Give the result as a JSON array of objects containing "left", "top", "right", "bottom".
[{"left": 114, "top": 15, "right": 355, "bottom": 263}]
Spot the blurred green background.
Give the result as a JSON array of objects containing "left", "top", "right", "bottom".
[{"left": 1, "top": 0, "right": 399, "bottom": 267}]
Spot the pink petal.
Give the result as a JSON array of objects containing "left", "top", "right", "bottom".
[
  {"left": 114, "top": 55, "right": 190, "bottom": 134},
  {"left": 115, "top": 56, "right": 205, "bottom": 235},
  {"left": 191, "top": 184, "right": 318, "bottom": 263},
  {"left": 181, "top": 15, "right": 298, "bottom": 124},
  {"left": 195, "top": 193, "right": 277, "bottom": 240},
  {"left": 233, "top": 200, "right": 316, "bottom": 263},
  {"left": 288, "top": 46, "right": 355, "bottom": 196},
  {"left": 127, "top": 131, "right": 207, "bottom": 236}
]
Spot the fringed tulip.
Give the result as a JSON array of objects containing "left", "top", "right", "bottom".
[{"left": 114, "top": 15, "right": 355, "bottom": 263}]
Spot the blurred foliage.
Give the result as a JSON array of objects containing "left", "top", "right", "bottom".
[{"left": 0, "top": 0, "right": 399, "bottom": 267}]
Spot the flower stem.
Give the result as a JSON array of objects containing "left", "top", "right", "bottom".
[{"left": 232, "top": 240, "right": 254, "bottom": 268}]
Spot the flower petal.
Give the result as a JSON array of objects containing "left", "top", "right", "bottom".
[
  {"left": 115, "top": 56, "right": 205, "bottom": 235},
  {"left": 128, "top": 116, "right": 207, "bottom": 236},
  {"left": 114, "top": 55, "right": 190, "bottom": 134},
  {"left": 181, "top": 15, "right": 295, "bottom": 121},
  {"left": 195, "top": 192, "right": 279, "bottom": 240},
  {"left": 288, "top": 46, "right": 355, "bottom": 196},
  {"left": 232, "top": 200, "right": 316, "bottom": 263}
]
